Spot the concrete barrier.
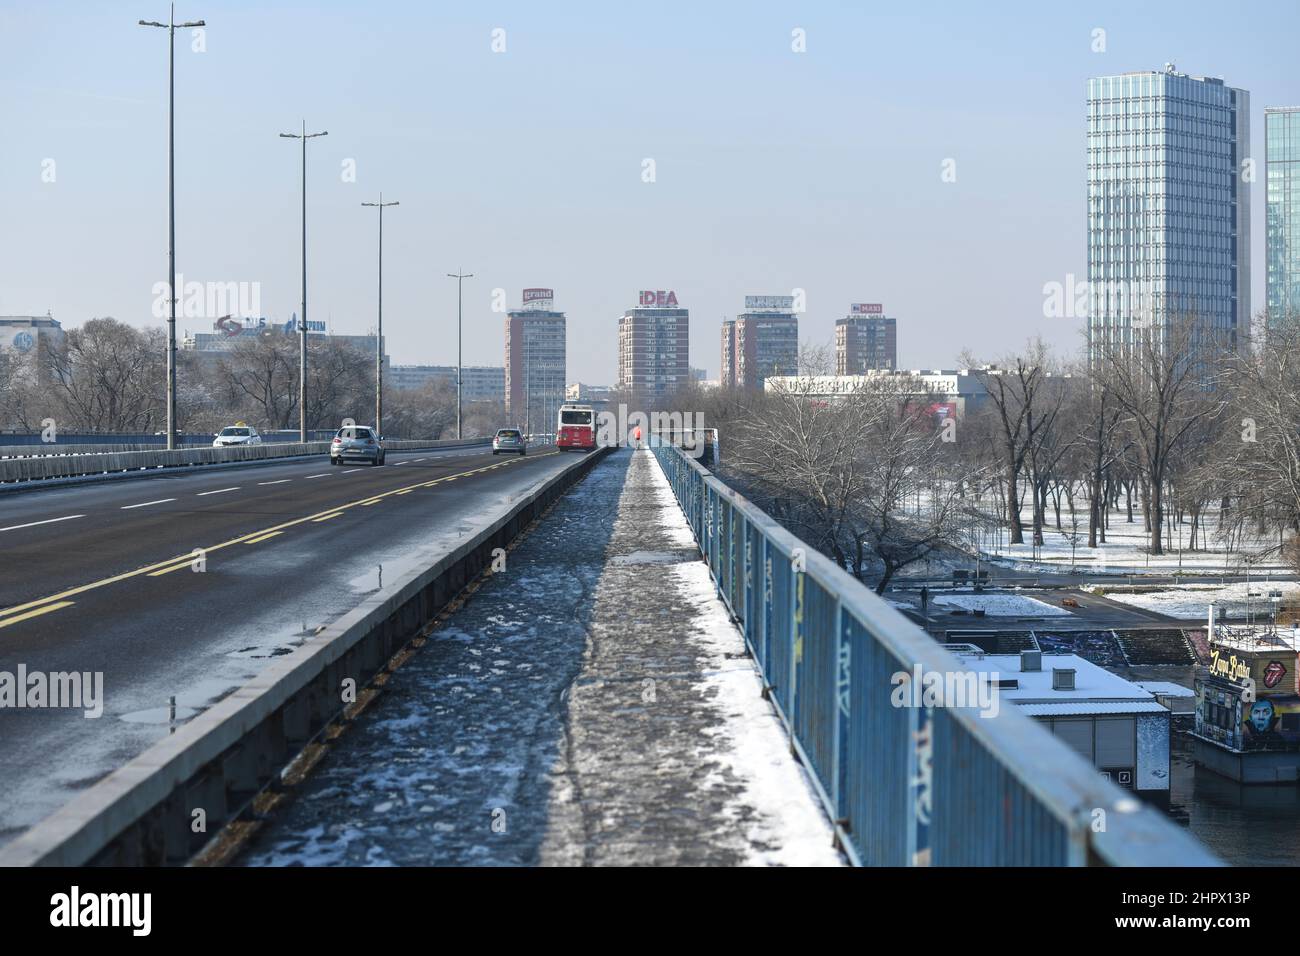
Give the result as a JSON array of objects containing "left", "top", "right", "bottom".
[
  {"left": 0, "top": 446, "right": 608, "bottom": 866},
  {"left": 0, "top": 438, "right": 491, "bottom": 485}
]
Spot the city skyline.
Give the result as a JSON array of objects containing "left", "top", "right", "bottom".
[{"left": 2, "top": 2, "right": 1298, "bottom": 382}]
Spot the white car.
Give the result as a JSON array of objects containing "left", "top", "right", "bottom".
[{"left": 213, "top": 424, "right": 262, "bottom": 447}]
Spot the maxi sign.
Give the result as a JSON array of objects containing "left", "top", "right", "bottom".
[
  {"left": 639, "top": 290, "right": 679, "bottom": 307},
  {"left": 851, "top": 303, "right": 884, "bottom": 315}
]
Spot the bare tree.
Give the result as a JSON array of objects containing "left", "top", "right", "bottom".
[
  {"left": 215, "top": 332, "right": 299, "bottom": 429},
  {"left": 963, "top": 340, "right": 1060, "bottom": 545},
  {"left": 42, "top": 318, "right": 165, "bottom": 432},
  {"left": 1092, "top": 314, "right": 1228, "bottom": 554},
  {"left": 726, "top": 374, "right": 973, "bottom": 592},
  {"left": 1079, "top": 379, "right": 1129, "bottom": 548},
  {"left": 1217, "top": 311, "right": 1300, "bottom": 566}
]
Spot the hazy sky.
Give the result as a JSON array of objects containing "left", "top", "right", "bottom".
[{"left": 2, "top": 0, "right": 1297, "bottom": 382}]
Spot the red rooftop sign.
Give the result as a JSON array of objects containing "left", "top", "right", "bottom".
[{"left": 639, "top": 290, "right": 679, "bottom": 307}]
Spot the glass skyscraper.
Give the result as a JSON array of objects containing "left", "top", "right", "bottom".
[
  {"left": 1087, "top": 67, "right": 1250, "bottom": 358},
  {"left": 1266, "top": 106, "right": 1300, "bottom": 325}
]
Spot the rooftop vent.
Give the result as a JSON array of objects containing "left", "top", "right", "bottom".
[
  {"left": 1020, "top": 650, "right": 1042, "bottom": 672},
  {"left": 1052, "top": 668, "right": 1076, "bottom": 691}
]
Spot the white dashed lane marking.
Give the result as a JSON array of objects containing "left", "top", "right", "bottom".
[{"left": 0, "top": 514, "right": 85, "bottom": 533}]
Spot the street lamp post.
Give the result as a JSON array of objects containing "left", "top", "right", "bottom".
[
  {"left": 446, "top": 270, "right": 473, "bottom": 439},
  {"left": 280, "top": 121, "right": 328, "bottom": 442},
  {"left": 362, "top": 195, "right": 398, "bottom": 434},
  {"left": 139, "top": 3, "right": 205, "bottom": 451}
]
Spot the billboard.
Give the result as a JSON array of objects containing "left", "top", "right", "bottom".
[
  {"left": 522, "top": 288, "right": 554, "bottom": 310},
  {"left": 639, "top": 290, "right": 680, "bottom": 307},
  {"left": 744, "top": 295, "right": 794, "bottom": 310},
  {"left": 850, "top": 303, "right": 884, "bottom": 315},
  {"left": 283, "top": 316, "right": 327, "bottom": 333}
]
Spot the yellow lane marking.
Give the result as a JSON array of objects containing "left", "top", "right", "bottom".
[
  {"left": 245, "top": 531, "right": 283, "bottom": 544},
  {"left": 0, "top": 450, "right": 559, "bottom": 622},
  {"left": 312, "top": 512, "right": 344, "bottom": 523},
  {"left": 0, "top": 601, "right": 74, "bottom": 629},
  {"left": 148, "top": 561, "right": 195, "bottom": 577},
  {"left": 360, "top": 498, "right": 383, "bottom": 507}
]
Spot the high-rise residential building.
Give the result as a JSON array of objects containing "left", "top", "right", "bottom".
[
  {"left": 505, "top": 288, "right": 566, "bottom": 432},
  {"left": 721, "top": 295, "right": 800, "bottom": 389},
  {"left": 1087, "top": 66, "right": 1250, "bottom": 359},
  {"left": 720, "top": 319, "right": 737, "bottom": 387},
  {"left": 1266, "top": 106, "right": 1300, "bottom": 326},
  {"left": 389, "top": 364, "right": 505, "bottom": 404},
  {"left": 835, "top": 304, "right": 897, "bottom": 374},
  {"left": 618, "top": 290, "right": 689, "bottom": 405}
]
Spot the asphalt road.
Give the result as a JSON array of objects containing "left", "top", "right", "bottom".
[{"left": 0, "top": 443, "right": 578, "bottom": 845}]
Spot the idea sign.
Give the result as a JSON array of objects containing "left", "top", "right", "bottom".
[{"left": 639, "top": 290, "right": 679, "bottom": 307}]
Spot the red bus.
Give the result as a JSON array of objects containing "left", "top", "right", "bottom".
[{"left": 557, "top": 403, "right": 596, "bottom": 451}]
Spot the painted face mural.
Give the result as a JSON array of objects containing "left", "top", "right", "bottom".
[
  {"left": 1264, "top": 661, "right": 1288, "bottom": 689},
  {"left": 1250, "top": 699, "right": 1276, "bottom": 734}
]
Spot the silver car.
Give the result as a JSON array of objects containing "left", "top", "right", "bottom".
[
  {"left": 492, "top": 428, "right": 527, "bottom": 456},
  {"left": 330, "top": 425, "right": 386, "bottom": 466}
]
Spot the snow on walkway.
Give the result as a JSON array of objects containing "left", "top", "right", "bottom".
[
  {"left": 238, "top": 448, "right": 841, "bottom": 867},
  {"left": 536, "top": 448, "right": 841, "bottom": 866}
]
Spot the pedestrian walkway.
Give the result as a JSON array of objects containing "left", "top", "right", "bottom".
[{"left": 239, "top": 448, "right": 841, "bottom": 866}]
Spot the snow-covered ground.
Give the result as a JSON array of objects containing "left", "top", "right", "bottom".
[
  {"left": 932, "top": 593, "right": 1072, "bottom": 617},
  {"left": 1089, "top": 581, "right": 1300, "bottom": 620},
  {"left": 967, "top": 502, "right": 1290, "bottom": 574}
]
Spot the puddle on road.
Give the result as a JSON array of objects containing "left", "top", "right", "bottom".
[
  {"left": 120, "top": 704, "right": 200, "bottom": 725},
  {"left": 119, "top": 677, "right": 241, "bottom": 726}
]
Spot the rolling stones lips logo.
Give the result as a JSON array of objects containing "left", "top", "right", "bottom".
[{"left": 1263, "top": 660, "right": 1288, "bottom": 689}]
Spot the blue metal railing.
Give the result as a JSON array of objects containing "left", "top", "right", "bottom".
[{"left": 650, "top": 442, "right": 1219, "bottom": 866}]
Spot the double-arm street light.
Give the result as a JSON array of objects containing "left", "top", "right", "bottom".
[
  {"left": 446, "top": 270, "right": 473, "bottom": 439},
  {"left": 362, "top": 195, "right": 398, "bottom": 435},
  {"left": 279, "top": 122, "right": 328, "bottom": 442},
  {"left": 139, "top": 3, "right": 205, "bottom": 450}
]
